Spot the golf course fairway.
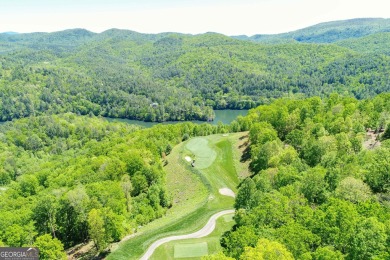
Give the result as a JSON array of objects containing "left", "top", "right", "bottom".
[{"left": 107, "top": 132, "right": 248, "bottom": 260}]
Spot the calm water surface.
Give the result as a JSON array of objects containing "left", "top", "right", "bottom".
[{"left": 105, "top": 110, "right": 248, "bottom": 128}]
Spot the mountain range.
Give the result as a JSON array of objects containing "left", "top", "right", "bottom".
[{"left": 0, "top": 18, "right": 389, "bottom": 122}]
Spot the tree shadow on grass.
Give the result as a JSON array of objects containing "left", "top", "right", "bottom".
[
  {"left": 239, "top": 134, "right": 248, "bottom": 140},
  {"left": 240, "top": 144, "right": 251, "bottom": 163}
]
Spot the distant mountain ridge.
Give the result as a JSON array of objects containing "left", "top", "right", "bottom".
[
  {"left": 234, "top": 18, "right": 390, "bottom": 43},
  {"left": 2, "top": 18, "right": 390, "bottom": 48},
  {"left": 0, "top": 31, "right": 19, "bottom": 35}
]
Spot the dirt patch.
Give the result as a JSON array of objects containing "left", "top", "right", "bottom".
[
  {"left": 67, "top": 241, "right": 95, "bottom": 259},
  {"left": 364, "top": 129, "right": 381, "bottom": 149}
]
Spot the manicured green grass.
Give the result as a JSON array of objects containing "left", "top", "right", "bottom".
[
  {"left": 223, "top": 214, "right": 234, "bottom": 222},
  {"left": 174, "top": 242, "right": 208, "bottom": 258},
  {"left": 108, "top": 133, "right": 246, "bottom": 260},
  {"left": 211, "top": 137, "right": 240, "bottom": 191},
  {"left": 185, "top": 137, "right": 217, "bottom": 169}
]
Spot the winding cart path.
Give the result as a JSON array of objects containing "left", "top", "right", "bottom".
[{"left": 139, "top": 209, "right": 234, "bottom": 260}]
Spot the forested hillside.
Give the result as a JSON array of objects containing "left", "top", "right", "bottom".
[
  {"left": 335, "top": 32, "right": 390, "bottom": 55},
  {"left": 1, "top": 21, "right": 390, "bottom": 122},
  {"left": 236, "top": 18, "right": 390, "bottom": 43},
  {"left": 216, "top": 93, "right": 390, "bottom": 259}
]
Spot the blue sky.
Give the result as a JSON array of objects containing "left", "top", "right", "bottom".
[{"left": 0, "top": 0, "right": 389, "bottom": 35}]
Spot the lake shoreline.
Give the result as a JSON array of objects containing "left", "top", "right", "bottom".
[{"left": 104, "top": 109, "right": 249, "bottom": 128}]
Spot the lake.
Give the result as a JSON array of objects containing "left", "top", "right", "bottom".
[
  {"left": 0, "top": 110, "right": 249, "bottom": 128},
  {"left": 105, "top": 109, "right": 248, "bottom": 128}
]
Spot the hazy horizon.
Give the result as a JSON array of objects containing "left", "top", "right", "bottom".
[
  {"left": 1, "top": 0, "right": 389, "bottom": 36},
  {"left": 1, "top": 17, "right": 389, "bottom": 37}
]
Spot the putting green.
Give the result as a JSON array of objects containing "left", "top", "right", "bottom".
[
  {"left": 185, "top": 137, "right": 217, "bottom": 169},
  {"left": 174, "top": 242, "right": 208, "bottom": 258}
]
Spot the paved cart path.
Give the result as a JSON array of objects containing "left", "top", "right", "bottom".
[{"left": 139, "top": 209, "right": 234, "bottom": 260}]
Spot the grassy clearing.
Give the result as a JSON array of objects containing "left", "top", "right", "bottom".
[
  {"left": 150, "top": 213, "right": 235, "bottom": 260},
  {"left": 108, "top": 132, "right": 246, "bottom": 260}
]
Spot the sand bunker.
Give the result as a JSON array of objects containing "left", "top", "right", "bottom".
[
  {"left": 219, "top": 188, "right": 235, "bottom": 198},
  {"left": 185, "top": 156, "right": 192, "bottom": 162}
]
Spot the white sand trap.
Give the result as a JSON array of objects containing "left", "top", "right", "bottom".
[
  {"left": 222, "top": 134, "right": 228, "bottom": 137},
  {"left": 219, "top": 188, "right": 235, "bottom": 198},
  {"left": 185, "top": 156, "right": 192, "bottom": 162}
]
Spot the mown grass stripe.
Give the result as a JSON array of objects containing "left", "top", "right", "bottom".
[{"left": 174, "top": 242, "right": 208, "bottom": 258}]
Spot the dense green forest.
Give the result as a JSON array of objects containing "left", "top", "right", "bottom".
[
  {"left": 0, "top": 113, "right": 234, "bottom": 257},
  {"left": 335, "top": 32, "right": 390, "bottom": 55},
  {"left": 1, "top": 18, "right": 390, "bottom": 122},
  {"left": 216, "top": 93, "right": 390, "bottom": 259}
]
